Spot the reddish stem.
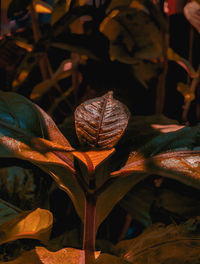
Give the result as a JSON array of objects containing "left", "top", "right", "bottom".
[{"left": 83, "top": 194, "right": 97, "bottom": 263}]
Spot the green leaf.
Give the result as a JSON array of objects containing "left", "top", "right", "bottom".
[
  {"left": 117, "top": 217, "right": 200, "bottom": 263},
  {"left": 0, "top": 199, "right": 21, "bottom": 225},
  {"left": 111, "top": 124, "right": 200, "bottom": 190},
  {"left": 0, "top": 91, "right": 85, "bottom": 222}
]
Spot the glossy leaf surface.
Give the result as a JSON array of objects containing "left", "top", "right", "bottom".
[
  {"left": 0, "top": 208, "right": 53, "bottom": 245},
  {"left": 0, "top": 92, "right": 85, "bottom": 222},
  {"left": 75, "top": 91, "right": 130, "bottom": 149}
]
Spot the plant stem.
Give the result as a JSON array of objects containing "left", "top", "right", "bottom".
[
  {"left": 83, "top": 194, "right": 97, "bottom": 263},
  {"left": 155, "top": 32, "right": 169, "bottom": 114}
]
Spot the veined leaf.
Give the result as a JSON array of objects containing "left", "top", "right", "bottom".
[
  {"left": 117, "top": 217, "right": 200, "bottom": 263},
  {"left": 0, "top": 91, "right": 85, "bottom": 222},
  {"left": 111, "top": 124, "right": 200, "bottom": 190},
  {"left": 0, "top": 208, "right": 53, "bottom": 245},
  {"left": 2, "top": 246, "right": 100, "bottom": 264},
  {"left": 75, "top": 91, "right": 130, "bottom": 149},
  {"left": 184, "top": 1, "right": 200, "bottom": 33}
]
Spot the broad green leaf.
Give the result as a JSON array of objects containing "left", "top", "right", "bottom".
[
  {"left": 0, "top": 208, "right": 53, "bottom": 245},
  {"left": 0, "top": 166, "right": 36, "bottom": 203},
  {"left": 117, "top": 217, "right": 200, "bottom": 263},
  {"left": 1, "top": 246, "right": 100, "bottom": 264},
  {"left": 75, "top": 91, "right": 130, "bottom": 149},
  {"left": 111, "top": 125, "right": 200, "bottom": 190},
  {"left": 0, "top": 199, "right": 21, "bottom": 225},
  {"left": 0, "top": 91, "right": 85, "bottom": 222}
]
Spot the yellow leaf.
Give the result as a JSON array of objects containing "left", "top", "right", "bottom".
[
  {"left": 12, "top": 70, "right": 29, "bottom": 88},
  {"left": 100, "top": 9, "right": 119, "bottom": 33},
  {"left": 72, "top": 149, "right": 115, "bottom": 174},
  {"left": 34, "top": 0, "right": 53, "bottom": 13},
  {"left": 30, "top": 80, "right": 54, "bottom": 100},
  {"left": 0, "top": 208, "right": 53, "bottom": 245},
  {"left": 15, "top": 40, "right": 33, "bottom": 52}
]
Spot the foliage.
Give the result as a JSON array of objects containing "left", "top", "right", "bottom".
[{"left": 1, "top": 0, "right": 200, "bottom": 263}]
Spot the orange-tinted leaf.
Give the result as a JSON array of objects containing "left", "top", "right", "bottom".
[
  {"left": 2, "top": 247, "right": 100, "bottom": 264},
  {"left": 184, "top": 1, "right": 200, "bottom": 33},
  {"left": 72, "top": 149, "right": 115, "bottom": 174},
  {"left": 75, "top": 91, "right": 130, "bottom": 149},
  {"left": 15, "top": 40, "right": 33, "bottom": 52},
  {"left": 34, "top": 0, "right": 53, "bottom": 13},
  {"left": 0, "top": 208, "right": 53, "bottom": 245}
]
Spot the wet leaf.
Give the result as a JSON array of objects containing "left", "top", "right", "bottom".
[
  {"left": 117, "top": 217, "right": 200, "bottom": 263},
  {"left": 2, "top": 247, "right": 100, "bottom": 264},
  {"left": 75, "top": 91, "right": 130, "bottom": 149},
  {"left": 0, "top": 208, "right": 53, "bottom": 245}
]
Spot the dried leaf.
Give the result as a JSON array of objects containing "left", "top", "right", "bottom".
[
  {"left": 0, "top": 208, "right": 53, "bottom": 245},
  {"left": 117, "top": 217, "right": 200, "bottom": 263},
  {"left": 75, "top": 91, "right": 130, "bottom": 149}
]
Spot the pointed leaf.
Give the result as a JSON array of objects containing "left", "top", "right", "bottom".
[
  {"left": 75, "top": 91, "right": 130, "bottom": 149},
  {"left": 117, "top": 217, "right": 200, "bottom": 263},
  {"left": 0, "top": 208, "right": 53, "bottom": 245}
]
